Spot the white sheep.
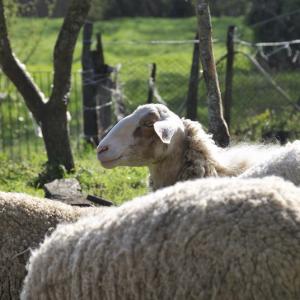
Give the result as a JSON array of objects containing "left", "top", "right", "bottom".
[
  {"left": 97, "top": 103, "right": 288, "bottom": 190},
  {"left": 0, "top": 191, "right": 107, "bottom": 299},
  {"left": 239, "top": 140, "right": 300, "bottom": 185},
  {"left": 21, "top": 176, "right": 300, "bottom": 300}
]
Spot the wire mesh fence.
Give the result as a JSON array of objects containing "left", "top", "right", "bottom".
[
  {"left": 0, "top": 71, "right": 83, "bottom": 160},
  {"left": 0, "top": 35, "right": 299, "bottom": 160}
]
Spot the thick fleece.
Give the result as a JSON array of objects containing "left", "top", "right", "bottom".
[
  {"left": 150, "top": 118, "right": 284, "bottom": 190},
  {"left": 0, "top": 192, "right": 104, "bottom": 300},
  {"left": 240, "top": 140, "right": 300, "bottom": 186},
  {"left": 177, "top": 119, "right": 232, "bottom": 181},
  {"left": 22, "top": 177, "right": 300, "bottom": 300}
]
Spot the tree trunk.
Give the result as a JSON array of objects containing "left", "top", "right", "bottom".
[
  {"left": 195, "top": 0, "right": 230, "bottom": 147},
  {"left": 40, "top": 104, "right": 74, "bottom": 171},
  {"left": 0, "top": 0, "right": 92, "bottom": 173}
]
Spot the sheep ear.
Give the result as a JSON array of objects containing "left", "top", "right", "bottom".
[{"left": 153, "top": 119, "right": 177, "bottom": 144}]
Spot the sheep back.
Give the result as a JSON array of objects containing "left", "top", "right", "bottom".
[
  {"left": 21, "top": 177, "right": 300, "bottom": 300},
  {"left": 240, "top": 141, "right": 300, "bottom": 186},
  {"left": 0, "top": 192, "right": 85, "bottom": 300}
]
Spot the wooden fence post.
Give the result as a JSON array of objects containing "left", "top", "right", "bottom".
[
  {"left": 147, "top": 63, "right": 157, "bottom": 104},
  {"left": 223, "top": 25, "right": 236, "bottom": 129},
  {"left": 82, "top": 21, "right": 98, "bottom": 144},
  {"left": 186, "top": 32, "right": 201, "bottom": 120},
  {"left": 195, "top": 0, "right": 230, "bottom": 147},
  {"left": 112, "top": 64, "right": 127, "bottom": 121},
  {"left": 93, "top": 33, "right": 112, "bottom": 138},
  {"left": 81, "top": 23, "right": 113, "bottom": 145}
]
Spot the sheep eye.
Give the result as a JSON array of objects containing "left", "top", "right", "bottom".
[{"left": 143, "top": 122, "right": 153, "bottom": 128}]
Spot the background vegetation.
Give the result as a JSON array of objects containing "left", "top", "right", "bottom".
[{"left": 1, "top": 0, "right": 299, "bottom": 204}]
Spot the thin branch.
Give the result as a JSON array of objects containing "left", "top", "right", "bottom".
[
  {"left": 0, "top": 0, "right": 45, "bottom": 121},
  {"left": 215, "top": 53, "right": 228, "bottom": 66},
  {"left": 49, "top": 0, "right": 92, "bottom": 108},
  {"left": 250, "top": 9, "right": 300, "bottom": 28}
]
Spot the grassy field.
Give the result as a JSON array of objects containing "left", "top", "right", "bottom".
[
  {"left": 8, "top": 16, "right": 254, "bottom": 113},
  {"left": 7, "top": 16, "right": 298, "bottom": 118},
  {"left": 9, "top": 16, "right": 252, "bottom": 70},
  {"left": 1, "top": 16, "right": 299, "bottom": 203},
  {"left": 0, "top": 150, "right": 148, "bottom": 205}
]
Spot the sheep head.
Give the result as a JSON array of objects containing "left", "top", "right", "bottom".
[{"left": 97, "top": 104, "right": 185, "bottom": 168}]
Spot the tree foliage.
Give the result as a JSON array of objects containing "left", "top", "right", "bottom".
[
  {"left": 16, "top": 0, "right": 251, "bottom": 19},
  {"left": 209, "top": 0, "right": 249, "bottom": 17},
  {"left": 89, "top": 0, "right": 194, "bottom": 20},
  {"left": 246, "top": 0, "right": 300, "bottom": 69},
  {"left": 89, "top": 0, "right": 251, "bottom": 20}
]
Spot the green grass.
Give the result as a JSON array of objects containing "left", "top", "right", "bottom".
[
  {"left": 0, "top": 150, "right": 148, "bottom": 205},
  {"left": 73, "top": 151, "right": 148, "bottom": 205},
  {"left": 8, "top": 16, "right": 252, "bottom": 70},
  {"left": 5, "top": 16, "right": 257, "bottom": 114}
]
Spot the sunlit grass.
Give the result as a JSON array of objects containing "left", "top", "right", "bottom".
[
  {"left": 8, "top": 16, "right": 252, "bottom": 70},
  {"left": 0, "top": 150, "right": 148, "bottom": 205}
]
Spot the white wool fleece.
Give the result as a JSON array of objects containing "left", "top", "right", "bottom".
[
  {"left": 22, "top": 176, "right": 300, "bottom": 300},
  {"left": 0, "top": 191, "right": 109, "bottom": 300},
  {"left": 240, "top": 140, "right": 300, "bottom": 186}
]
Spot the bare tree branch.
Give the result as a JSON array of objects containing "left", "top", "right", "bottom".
[
  {"left": 49, "top": 0, "right": 91, "bottom": 108},
  {"left": 0, "top": 0, "right": 45, "bottom": 121}
]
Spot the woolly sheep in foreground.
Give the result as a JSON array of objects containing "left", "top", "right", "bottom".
[
  {"left": 239, "top": 140, "right": 300, "bottom": 185},
  {"left": 97, "top": 103, "right": 285, "bottom": 190},
  {"left": 0, "top": 192, "right": 105, "bottom": 300},
  {"left": 22, "top": 177, "right": 300, "bottom": 300}
]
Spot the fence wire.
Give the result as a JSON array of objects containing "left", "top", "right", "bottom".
[{"left": 0, "top": 38, "right": 299, "bottom": 160}]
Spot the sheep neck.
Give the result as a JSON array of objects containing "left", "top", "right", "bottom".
[
  {"left": 149, "top": 141, "right": 185, "bottom": 191},
  {"left": 148, "top": 119, "right": 235, "bottom": 191}
]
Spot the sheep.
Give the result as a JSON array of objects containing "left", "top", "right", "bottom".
[
  {"left": 21, "top": 176, "right": 300, "bottom": 300},
  {"left": 97, "top": 103, "right": 286, "bottom": 190},
  {"left": 0, "top": 191, "right": 107, "bottom": 300},
  {"left": 239, "top": 140, "right": 300, "bottom": 186}
]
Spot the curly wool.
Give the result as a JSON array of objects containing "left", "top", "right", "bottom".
[
  {"left": 22, "top": 177, "right": 300, "bottom": 300},
  {"left": 240, "top": 140, "right": 300, "bottom": 186},
  {"left": 0, "top": 192, "right": 104, "bottom": 300},
  {"left": 149, "top": 120, "right": 232, "bottom": 190},
  {"left": 177, "top": 119, "right": 233, "bottom": 181}
]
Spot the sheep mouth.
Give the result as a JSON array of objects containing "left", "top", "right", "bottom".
[{"left": 100, "top": 156, "right": 122, "bottom": 168}]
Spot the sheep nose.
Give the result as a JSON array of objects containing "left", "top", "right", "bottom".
[{"left": 97, "top": 145, "right": 109, "bottom": 154}]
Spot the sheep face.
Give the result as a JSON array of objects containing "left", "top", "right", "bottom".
[{"left": 97, "top": 104, "right": 184, "bottom": 168}]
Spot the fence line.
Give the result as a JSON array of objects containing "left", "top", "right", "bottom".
[
  {"left": 95, "top": 37, "right": 300, "bottom": 48},
  {"left": 0, "top": 34, "right": 300, "bottom": 160},
  {"left": 235, "top": 39, "right": 300, "bottom": 48}
]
